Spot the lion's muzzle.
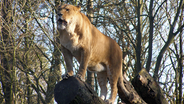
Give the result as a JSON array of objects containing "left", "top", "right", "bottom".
[
  {"left": 58, "top": 19, "right": 67, "bottom": 26},
  {"left": 57, "top": 18, "right": 67, "bottom": 30}
]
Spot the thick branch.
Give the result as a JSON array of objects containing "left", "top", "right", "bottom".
[
  {"left": 54, "top": 76, "right": 105, "bottom": 104},
  {"left": 146, "top": 0, "right": 154, "bottom": 72},
  {"left": 135, "top": 0, "right": 143, "bottom": 73},
  {"left": 132, "top": 69, "right": 168, "bottom": 104}
]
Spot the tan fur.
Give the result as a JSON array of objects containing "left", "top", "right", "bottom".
[{"left": 57, "top": 4, "right": 129, "bottom": 103}]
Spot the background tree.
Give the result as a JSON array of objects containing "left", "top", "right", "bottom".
[
  {"left": 1, "top": 0, "right": 14, "bottom": 103},
  {"left": 86, "top": 0, "right": 95, "bottom": 88},
  {"left": 0, "top": 0, "right": 183, "bottom": 104}
]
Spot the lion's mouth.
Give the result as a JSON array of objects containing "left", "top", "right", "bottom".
[{"left": 58, "top": 19, "right": 67, "bottom": 26}]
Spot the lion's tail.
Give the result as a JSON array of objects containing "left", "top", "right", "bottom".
[{"left": 117, "top": 75, "right": 130, "bottom": 101}]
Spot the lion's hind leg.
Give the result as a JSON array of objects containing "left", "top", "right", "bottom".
[
  {"left": 106, "top": 66, "right": 119, "bottom": 104},
  {"left": 97, "top": 70, "right": 107, "bottom": 101}
]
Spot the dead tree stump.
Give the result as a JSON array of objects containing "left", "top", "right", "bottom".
[
  {"left": 54, "top": 76, "right": 105, "bottom": 104},
  {"left": 117, "top": 76, "right": 147, "bottom": 104},
  {"left": 54, "top": 69, "right": 168, "bottom": 104},
  {"left": 132, "top": 68, "right": 168, "bottom": 104}
]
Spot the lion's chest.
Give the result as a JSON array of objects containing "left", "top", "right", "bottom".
[{"left": 60, "top": 33, "right": 81, "bottom": 54}]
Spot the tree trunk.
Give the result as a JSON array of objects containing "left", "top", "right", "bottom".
[
  {"left": 146, "top": 0, "right": 154, "bottom": 72},
  {"left": 178, "top": 9, "right": 183, "bottom": 104},
  {"left": 117, "top": 76, "right": 146, "bottom": 104},
  {"left": 132, "top": 68, "right": 168, "bottom": 104},
  {"left": 54, "top": 76, "right": 147, "bottom": 104},
  {"left": 54, "top": 69, "right": 170, "bottom": 104},
  {"left": 1, "top": 0, "right": 13, "bottom": 103},
  {"left": 86, "top": 0, "right": 95, "bottom": 87},
  {"left": 45, "top": 0, "right": 61, "bottom": 103},
  {"left": 54, "top": 76, "right": 105, "bottom": 104},
  {"left": 135, "top": 0, "right": 143, "bottom": 73}
]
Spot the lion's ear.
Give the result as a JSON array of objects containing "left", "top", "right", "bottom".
[{"left": 76, "top": 6, "right": 81, "bottom": 11}]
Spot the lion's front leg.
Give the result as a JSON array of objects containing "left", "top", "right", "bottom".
[
  {"left": 76, "top": 49, "right": 90, "bottom": 81},
  {"left": 61, "top": 46, "right": 74, "bottom": 80}
]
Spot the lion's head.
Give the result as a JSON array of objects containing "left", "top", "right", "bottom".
[{"left": 57, "top": 4, "right": 81, "bottom": 30}]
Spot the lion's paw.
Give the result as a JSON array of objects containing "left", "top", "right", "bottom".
[
  {"left": 75, "top": 74, "right": 85, "bottom": 82},
  {"left": 62, "top": 73, "right": 70, "bottom": 80},
  {"left": 105, "top": 99, "right": 113, "bottom": 104}
]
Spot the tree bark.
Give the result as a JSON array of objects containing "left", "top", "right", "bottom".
[
  {"left": 135, "top": 0, "right": 143, "bottom": 73},
  {"left": 178, "top": 8, "right": 183, "bottom": 104},
  {"left": 54, "top": 76, "right": 147, "bottom": 104},
  {"left": 132, "top": 68, "right": 168, "bottom": 104},
  {"left": 54, "top": 76, "right": 105, "bottom": 104},
  {"left": 117, "top": 76, "right": 146, "bottom": 104},
  {"left": 45, "top": 0, "right": 61, "bottom": 103},
  {"left": 86, "top": 0, "right": 95, "bottom": 87},
  {"left": 54, "top": 69, "right": 170, "bottom": 104},
  {"left": 1, "top": 0, "right": 13, "bottom": 103},
  {"left": 146, "top": 0, "right": 154, "bottom": 72}
]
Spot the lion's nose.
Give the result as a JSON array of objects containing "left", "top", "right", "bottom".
[{"left": 58, "top": 13, "right": 63, "bottom": 17}]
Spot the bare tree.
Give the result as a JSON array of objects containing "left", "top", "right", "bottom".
[
  {"left": 86, "top": 0, "right": 95, "bottom": 88},
  {"left": 1, "top": 0, "right": 14, "bottom": 103},
  {"left": 0, "top": 0, "right": 183, "bottom": 103}
]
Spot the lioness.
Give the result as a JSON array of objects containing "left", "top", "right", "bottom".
[{"left": 57, "top": 4, "right": 129, "bottom": 103}]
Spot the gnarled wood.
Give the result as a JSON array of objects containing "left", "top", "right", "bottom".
[
  {"left": 132, "top": 68, "right": 168, "bottom": 104},
  {"left": 117, "top": 76, "right": 146, "bottom": 104},
  {"left": 54, "top": 76, "right": 105, "bottom": 104},
  {"left": 54, "top": 69, "right": 168, "bottom": 104}
]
